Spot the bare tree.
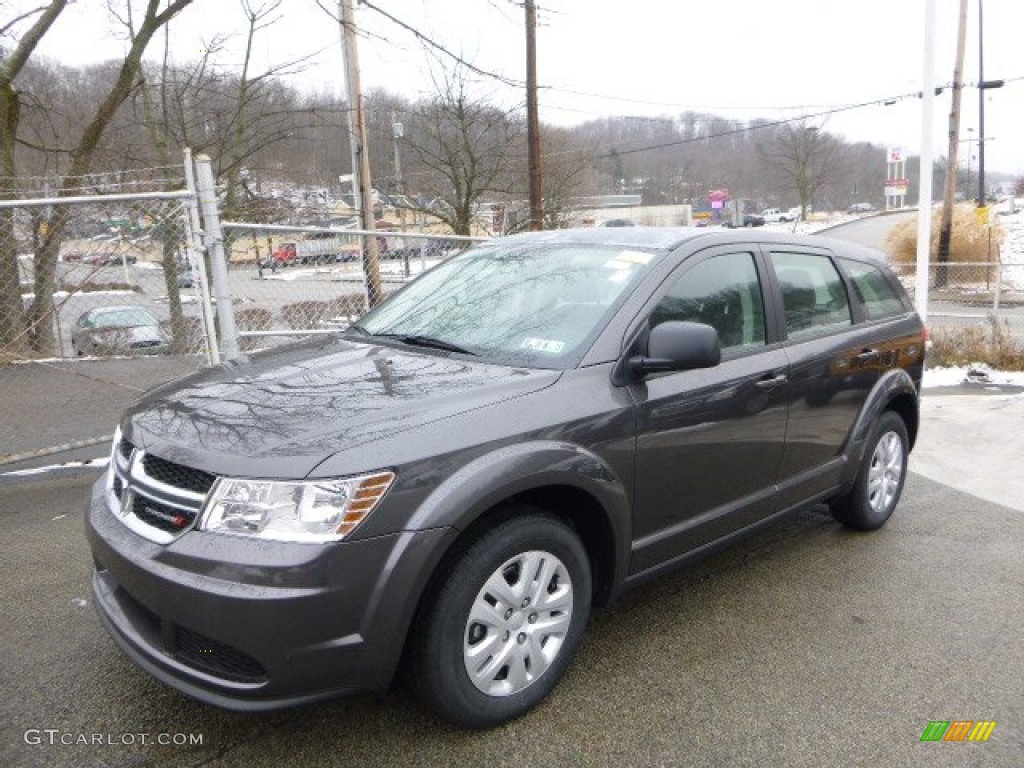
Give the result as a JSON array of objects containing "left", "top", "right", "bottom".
[
  {"left": 758, "top": 120, "right": 850, "bottom": 217},
  {"left": 0, "top": 1, "right": 69, "bottom": 355},
  {"left": 401, "top": 64, "right": 523, "bottom": 236},
  {"left": 1, "top": 0, "right": 196, "bottom": 357}
]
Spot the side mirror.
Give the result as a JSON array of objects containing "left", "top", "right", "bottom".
[{"left": 628, "top": 321, "right": 721, "bottom": 378}]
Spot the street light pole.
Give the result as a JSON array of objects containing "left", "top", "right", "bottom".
[{"left": 392, "top": 116, "right": 410, "bottom": 277}]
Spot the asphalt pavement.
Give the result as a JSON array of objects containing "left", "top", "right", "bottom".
[{"left": 1, "top": 468, "right": 1020, "bottom": 767}]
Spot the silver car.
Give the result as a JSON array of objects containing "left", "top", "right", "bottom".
[{"left": 71, "top": 305, "right": 168, "bottom": 356}]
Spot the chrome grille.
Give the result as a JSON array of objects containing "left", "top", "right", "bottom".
[
  {"left": 108, "top": 435, "right": 215, "bottom": 544},
  {"left": 142, "top": 453, "right": 216, "bottom": 494}
]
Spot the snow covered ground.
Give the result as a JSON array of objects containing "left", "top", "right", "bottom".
[{"left": 923, "top": 364, "right": 1024, "bottom": 388}]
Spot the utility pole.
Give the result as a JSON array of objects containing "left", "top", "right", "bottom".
[
  {"left": 974, "top": 0, "right": 1004, "bottom": 220},
  {"left": 936, "top": 0, "right": 968, "bottom": 288},
  {"left": 339, "top": 0, "right": 383, "bottom": 307},
  {"left": 525, "top": 0, "right": 543, "bottom": 230}
]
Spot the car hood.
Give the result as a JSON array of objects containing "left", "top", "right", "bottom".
[{"left": 124, "top": 336, "right": 560, "bottom": 478}]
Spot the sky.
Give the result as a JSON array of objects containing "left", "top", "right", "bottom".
[{"left": 8, "top": 0, "right": 1024, "bottom": 179}]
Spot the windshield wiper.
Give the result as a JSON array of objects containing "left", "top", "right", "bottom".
[{"left": 373, "top": 333, "right": 477, "bottom": 355}]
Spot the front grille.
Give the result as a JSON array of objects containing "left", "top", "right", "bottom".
[
  {"left": 176, "top": 627, "right": 267, "bottom": 682},
  {"left": 132, "top": 496, "right": 197, "bottom": 533},
  {"left": 109, "top": 438, "right": 217, "bottom": 543},
  {"left": 142, "top": 453, "right": 216, "bottom": 494}
]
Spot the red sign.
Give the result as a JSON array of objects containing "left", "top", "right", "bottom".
[{"left": 885, "top": 179, "right": 911, "bottom": 187}]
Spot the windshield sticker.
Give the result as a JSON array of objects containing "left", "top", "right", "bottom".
[
  {"left": 604, "top": 251, "right": 652, "bottom": 271},
  {"left": 521, "top": 337, "right": 566, "bottom": 354},
  {"left": 617, "top": 250, "right": 654, "bottom": 265}
]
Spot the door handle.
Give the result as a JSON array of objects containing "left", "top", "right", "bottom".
[
  {"left": 855, "top": 349, "right": 880, "bottom": 363},
  {"left": 754, "top": 373, "right": 788, "bottom": 390}
]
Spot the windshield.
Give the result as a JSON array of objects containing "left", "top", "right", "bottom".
[
  {"left": 355, "top": 241, "right": 660, "bottom": 367},
  {"left": 95, "top": 308, "right": 157, "bottom": 328}
]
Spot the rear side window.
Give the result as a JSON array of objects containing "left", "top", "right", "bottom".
[
  {"left": 770, "top": 251, "right": 852, "bottom": 340},
  {"left": 841, "top": 258, "right": 908, "bottom": 320}
]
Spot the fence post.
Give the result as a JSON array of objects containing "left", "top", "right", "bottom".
[
  {"left": 193, "top": 154, "right": 240, "bottom": 360},
  {"left": 991, "top": 245, "right": 1002, "bottom": 321},
  {"left": 183, "top": 148, "right": 220, "bottom": 365}
]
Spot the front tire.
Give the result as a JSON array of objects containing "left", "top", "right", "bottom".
[
  {"left": 410, "top": 510, "right": 592, "bottom": 729},
  {"left": 831, "top": 411, "right": 909, "bottom": 531}
]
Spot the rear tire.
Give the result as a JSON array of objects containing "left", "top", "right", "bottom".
[
  {"left": 830, "top": 411, "right": 909, "bottom": 531},
  {"left": 410, "top": 510, "right": 591, "bottom": 729}
]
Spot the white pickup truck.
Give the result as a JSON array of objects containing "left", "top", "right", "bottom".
[{"left": 761, "top": 208, "right": 798, "bottom": 223}]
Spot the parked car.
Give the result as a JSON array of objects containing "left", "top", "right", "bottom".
[
  {"left": 723, "top": 213, "right": 765, "bottom": 228},
  {"left": 71, "top": 305, "right": 168, "bottom": 356},
  {"left": 761, "top": 208, "right": 797, "bottom": 223},
  {"left": 87, "top": 228, "right": 924, "bottom": 729},
  {"left": 80, "top": 251, "right": 136, "bottom": 266},
  {"left": 847, "top": 202, "right": 876, "bottom": 214}
]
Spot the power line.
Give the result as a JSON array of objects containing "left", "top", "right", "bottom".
[
  {"left": 360, "top": 0, "right": 527, "bottom": 88},
  {"left": 535, "top": 91, "right": 933, "bottom": 162}
]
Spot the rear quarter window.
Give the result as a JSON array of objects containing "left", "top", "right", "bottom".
[{"left": 840, "top": 258, "right": 909, "bottom": 320}]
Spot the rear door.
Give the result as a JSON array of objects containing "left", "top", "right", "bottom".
[{"left": 763, "top": 246, "right": 883, "bottom": 507}]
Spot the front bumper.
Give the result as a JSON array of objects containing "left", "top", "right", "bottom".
[{"left": 85, "top": 478, "right": 453, "bottom": 710}]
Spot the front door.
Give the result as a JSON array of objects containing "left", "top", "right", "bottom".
[{"left": 630, "top": 248, "right": 789, "bottom": 574}]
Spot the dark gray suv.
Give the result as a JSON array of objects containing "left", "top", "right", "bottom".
[{"left": 86, "top": 228, "right": 924, "bottom": 728}]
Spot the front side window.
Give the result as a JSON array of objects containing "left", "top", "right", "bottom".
[
  {"left": 841, "top": 258, "right": 908, "bottom": 320},
  {"left": 651, "top": 251, "right": 766, "bottom": 352},
  {"left": 355, "top": 242, "right": 660, "bottom": 367},
  {"left": 771, "top": 251, "right": 852, "bottom": 340}
]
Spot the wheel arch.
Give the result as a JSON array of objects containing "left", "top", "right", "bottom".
[
  {"left": 397, "top": 479, "right": 623, "bottom": 693},
  {"left": 404, "top": 441, "right": 632, "bottom": 606},
  {"left": 885, "top": 389, "right": 919, "bottom": 450},
  {"left": 838, "top": 368, "right": 920, "bottom": 490}
]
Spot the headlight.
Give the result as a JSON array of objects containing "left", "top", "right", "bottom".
[{"left": 200, "top": 471, "right": 394, "bottom": 542}]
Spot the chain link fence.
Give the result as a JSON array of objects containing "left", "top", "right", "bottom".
[
  {"left": 900, "top": 260, "right": 1024, "bottom": 340},
  {"left": 217, "top": 222, "right": 482, "bottom": 352},
  {"left": 0, "top": 188, "right": 215, "bottom": 464}
]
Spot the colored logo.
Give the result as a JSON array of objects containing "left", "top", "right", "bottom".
[{"left": 920, "top": 720, "right": 997, "bottom": 742}]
